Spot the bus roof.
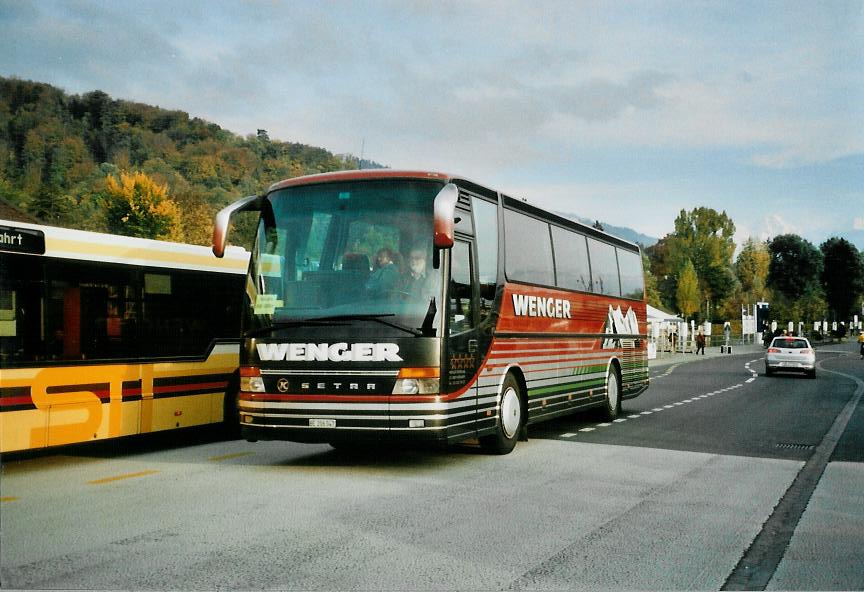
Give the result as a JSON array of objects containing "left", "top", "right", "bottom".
[
  {"left": 0, "top": 218, "right": 249, "bottom": 274},
  {"left": 266, "top": 169, "right": 640, "bottom": 252},
  {"left": 267, "top": 169, "right": 450, "bottom": 192}
]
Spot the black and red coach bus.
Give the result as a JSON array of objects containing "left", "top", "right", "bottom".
[{"left": 213, "top": 170, "right": 648, "bottom": 454}]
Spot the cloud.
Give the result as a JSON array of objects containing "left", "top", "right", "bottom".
[
  {"left": 855, "top": 217, "right": 864, "bottom": 231},
  {"left": 551, "top": 70, "right": 676, "bottom": 122},
  {"left": 1, "top": 0, "right": 861, "bottom": 249},
  {"left": 3, "top": 1, "right": 861, "bottom": 174},
  {"left": 758, "top": 214, "right": 802, "bottom": 241}
]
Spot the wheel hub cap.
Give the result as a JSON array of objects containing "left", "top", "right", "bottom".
[{"left": 501, "top": 386, "right": 521, "bottom": 438}]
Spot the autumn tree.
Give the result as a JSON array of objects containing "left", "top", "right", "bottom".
[
  {"left": 676, "top": 259, "right": 700, "bottom": 319},
  {"left": 104, "top": 171, "right": 183, "bottom": 241},
  {"left": 642, "top": 252, "right": 663, "bottom": 308},
  {"left": 0, "top": 75, "right": 378, "bottom": 238},
  {"left": 735, "top": 238, "right": 771, "bottom": 304},
  {"left": 173, "top": 187, "right": 216, "bottom": 246}
]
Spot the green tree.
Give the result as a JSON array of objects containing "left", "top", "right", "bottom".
[
  {"left": 646, "top": 207, "right": 737, "bottom": 317},
  {"left": 645, "top": 236, "right": 676, "bottom": 309},
  {"left": 676, "top": 259, "right": 700, "bottom": 319},
  {"left": 820, "top": 237, "right": 864, "bottom": 319},
  {"left": 104, "top": 170, "right": 183, "bottom": 241},
  {"left": 767, "top": 234, "right": 823, "bottom": 302}
]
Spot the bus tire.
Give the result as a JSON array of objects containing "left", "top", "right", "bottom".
[
  {"left": 480, "top": 373, "right": 524, "bottom": 455},
  {"left": 602, "top": 365, "right": 621, "bottom": 421}
]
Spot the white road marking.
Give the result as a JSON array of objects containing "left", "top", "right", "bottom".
[{"left": 584, "top": 360, "right": 766, "bottom": 438}]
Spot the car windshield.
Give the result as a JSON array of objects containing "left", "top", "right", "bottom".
[
  {"left": 246, "top": 179, "right": 445, "bottom": 336},
  {"left": 772, "top": 338, "right": 810, "bottom": 349}
]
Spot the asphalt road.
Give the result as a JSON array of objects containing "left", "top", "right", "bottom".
[{"left": 1, "top": 342, "right": 862, "bottom": 590}]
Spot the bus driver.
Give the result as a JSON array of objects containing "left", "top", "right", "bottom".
[{"left": 403, "top": 246, "right": 433, "bottom": 298}]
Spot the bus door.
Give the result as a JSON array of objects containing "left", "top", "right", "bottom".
[{"left": 446, "top": 238, "right": 480, "bottom": 437}]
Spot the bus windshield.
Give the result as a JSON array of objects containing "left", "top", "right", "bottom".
[{"left": 247, "top": 179, "right": 445, "bottom": 337}]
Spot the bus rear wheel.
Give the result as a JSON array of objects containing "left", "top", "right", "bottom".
[
  {"left": 481, "top": 373, "right": 524, "bottom": 455},
  {"left": 602, "top": 366, "right": 621, "bottom": 421}
]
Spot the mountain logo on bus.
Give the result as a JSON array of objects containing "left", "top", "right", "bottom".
[
  {"left": 256, "top": 342, "right": 403, "bottom": 362},
  {"left": 602, "top": 305, "right": 640, "bottom": 348}
]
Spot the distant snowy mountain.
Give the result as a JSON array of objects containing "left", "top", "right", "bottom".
[{"left": 554, "top": 211, "right": 658, "bottom": 247}]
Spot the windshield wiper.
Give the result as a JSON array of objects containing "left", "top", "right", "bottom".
[{"left": 420, "top": 298, "right": 437, "bottom": 337}]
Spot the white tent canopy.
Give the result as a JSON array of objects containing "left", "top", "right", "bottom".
[
  {"left": 646, "top": 305, "right": 685, "bottom": 359},
  {"left": 646, "top": 304, "right": 683, "bottom": 323}
]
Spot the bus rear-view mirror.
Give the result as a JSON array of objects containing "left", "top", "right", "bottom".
[
  {"left": 212, "top": 194, "right": 262, "bottom": 258},
  {"left": 433, "top": 183, "right": 459, "bottom": 249}
]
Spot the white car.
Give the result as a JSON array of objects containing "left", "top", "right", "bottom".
[{"left": 765, "top": 336, "right": 816, "bottom": 378}]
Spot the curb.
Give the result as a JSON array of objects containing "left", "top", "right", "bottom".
[{"left": 649, "top": 345, "right": 764, "bottom": 369}]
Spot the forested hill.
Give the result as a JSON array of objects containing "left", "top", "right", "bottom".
[
  {"left": 0, "top": 76, "right": 380, "bottom": 245},
  {"left": 1, "top": 76, "right": 656, "bottom": 249}
]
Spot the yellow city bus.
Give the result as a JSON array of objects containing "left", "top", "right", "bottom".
[{"left": 0, "top": 219, "right": 249, "bottom": 453}]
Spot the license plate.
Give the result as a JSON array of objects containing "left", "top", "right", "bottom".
[{"left": 309, "top": 418, "right": 336, "bottom": 428}]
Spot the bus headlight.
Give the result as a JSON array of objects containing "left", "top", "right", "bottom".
[
  {"left": 240, "top": 367, "right": 266, "bottom": 393},
  {"left": 392, "top": 377, "right": 439, "bottom": 395},
  {"left": 392, "top": 368, "right": 440, "bottom": 395},
  {"left": 240, "top": 376, "right": 266, "bottom": 393}
]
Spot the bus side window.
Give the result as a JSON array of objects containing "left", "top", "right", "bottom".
[
  {"left": 449, "top": 241, "right": 475, "bottom": 334},
  {"left": 472, "top": 198, "right": 498, "bottom": 323},
  {"left": 0, "top": 276, "right": 42, "bottom": 364}
]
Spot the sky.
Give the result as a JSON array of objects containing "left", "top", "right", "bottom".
[{"left": 2, "top": 0, "right": 863, "bottom": 249}]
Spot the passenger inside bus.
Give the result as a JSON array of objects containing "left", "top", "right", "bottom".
[{"left": 364, "top": 247, "right": 401, "bottom": 297}]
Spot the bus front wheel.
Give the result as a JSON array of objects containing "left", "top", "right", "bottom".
[{"left": 481, "top": 373, "right": 524, "bottom": 455}]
